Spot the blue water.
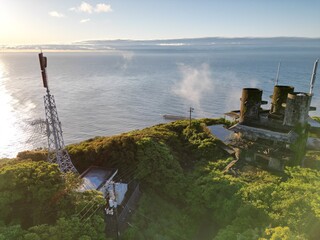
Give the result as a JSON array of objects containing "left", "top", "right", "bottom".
[{"left": 0, "top": 44, "right": 319, "bottom": 157}]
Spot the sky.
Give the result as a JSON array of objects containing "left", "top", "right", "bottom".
[{"left": 0, "top": 0, "right": 319, "bottom": 45}]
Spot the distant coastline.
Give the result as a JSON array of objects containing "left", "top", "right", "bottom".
[{"left": 1, "top": 37, "right": 320, "bottom": 52}]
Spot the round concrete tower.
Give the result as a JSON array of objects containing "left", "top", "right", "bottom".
[
  {"left": 283, "top": 92, "right": 312, "bottom": 127},
  {"left": 240, "top": 88, "right": 263, "bottom": 123},
  {"left": 270, "top": 85, "right": 294, "bottom": 116}
]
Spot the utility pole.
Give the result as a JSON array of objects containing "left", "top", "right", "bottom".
[
  {"left": 189, "top": 107, "right": 194, "bottom": 127},
  {"left": 39, "top": 52, "right": 78, "bottom": 173}
]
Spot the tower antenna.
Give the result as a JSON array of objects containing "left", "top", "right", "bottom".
[
  {"left": 309, "top": 59, "right": 319, "bottom": 95},
  {"left": 275, "top": 61, "right": 281, "bottom": 86},
  {"left": 39, "top": 53, "right": 78, "bottom": 173}
]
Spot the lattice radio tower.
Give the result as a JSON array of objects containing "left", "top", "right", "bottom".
[{"left": 39, "top": 53, "right": 78, "bottom": 173}]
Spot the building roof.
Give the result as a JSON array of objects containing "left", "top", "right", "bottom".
[
  {"left": 229, "top": 123, "right": 298, "bottom": 143},
  {"left": 207, "top": 124, "right": 234, "bottom": 142},
  {"left": 78, "top": 166, "right": 118, "bottom": 192}
]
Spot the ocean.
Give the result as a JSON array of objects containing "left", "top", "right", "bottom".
[{"left": 1, "top": 39, "right": 319, "bottom": 158}]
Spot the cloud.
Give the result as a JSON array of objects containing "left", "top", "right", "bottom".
[
  {"left": 49, "top": 11, "right": 64, "bottom": 18},
  {"left": 95, "top": 3, "right": 112, "bottom": 13},
  {"left": 70, "top": 2, "right": 93, "bottom": 13},
  {"left": 80, "top": 18, "right": 91, "bottom": 23},
  {"left": 79, "top": 2, "right": 93, "bottom": 13},
  {"left": 70, "top": 2, "right": 112, "bottom": 14}
]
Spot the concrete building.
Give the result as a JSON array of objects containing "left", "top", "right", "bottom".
[{"left": 225, "top": 85, "right": 318, "bottom": 171}]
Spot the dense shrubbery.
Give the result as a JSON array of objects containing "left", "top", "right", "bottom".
[
  {"left": 0, "top": 216, "right": 105, "bottom": 240},
  {"left": 135, "top": 137, "right": 186, "bottom": 199},
  {"left": 188, "top": 161, "right": 320, "bottom": 240},
  {"left": 0, "top": 160, "right": 67, "bottom": 227},
  {"left": 16, "top": 150, "right": 47, "bottom": 162},
  {"left": 58, "top": 119, "right": 227, "bottom": 174},
  {"left": 121, "top": 157, "right": 320, "bottom": 240},
  {"left": 3, "top": 118, "right": 320, "bottom": 239},
  {"left": 305, "top": 151, "right": 320, "bottom": 170},
  {"left": 0, "top": 160, "right": 105, "bottom": 240},
  {"left": 122, "top": 190, "right": 196, "bottom": 240}
]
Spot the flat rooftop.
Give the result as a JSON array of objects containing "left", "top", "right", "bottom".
[
  {"left": 208, "top": 124, "right": 234, "bottom": 142},
  {"left": 226, "top": 110, "right": 293, "bottom": 133},
  {"left": 79, "top": 166, "right": 117, "bottom": 192}
]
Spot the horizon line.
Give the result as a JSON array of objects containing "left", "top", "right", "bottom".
[{"left": 1, "top": 36, "right": 320, "bottom": 47}]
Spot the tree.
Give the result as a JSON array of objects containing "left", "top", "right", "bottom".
[{"left": 0, "top": 160, "right": 66, "bottom": 227}]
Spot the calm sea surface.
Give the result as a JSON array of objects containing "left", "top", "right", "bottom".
[{"left": 1, "top": 46, "right": 319, "bottom": 157}]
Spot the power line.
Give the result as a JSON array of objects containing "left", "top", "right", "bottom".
[{"left": 80, "top": 204, "right": 100, "bottom": 220}]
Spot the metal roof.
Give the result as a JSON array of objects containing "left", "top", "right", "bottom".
[{"left": 78, "top": 166, "right": 118, "bottom": 192}]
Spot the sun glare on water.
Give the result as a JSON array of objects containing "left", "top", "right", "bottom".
[{"left": 0, "top": 60, "right": 26, "bottom": 158}]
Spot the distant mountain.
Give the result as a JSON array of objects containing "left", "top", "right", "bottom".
[
  {"left": 80, "top": 37, "right": 320, "bottom": 46},
  {"left": 2, "top": 37, "right": 320, "bottom": 51}
]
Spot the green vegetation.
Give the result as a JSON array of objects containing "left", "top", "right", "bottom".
[
  {"left": 0, "top": 160, "right": 106, "bottom": 239},
  {"left": 305, "top": 151, "right": 320, "bottom": 170},
  {"left": 2, "top": 118, "right": 320, "bottom": 239},
  {"left": 312, "top": 116, "right": 320, "bottom": 123}
]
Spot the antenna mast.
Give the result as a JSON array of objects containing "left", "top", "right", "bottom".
[
  {"left": 275, "top": 62, "right": 281, "bottom": 86},
  {"left": 309, "top": 59, "right": 319, "bottom": 95},
  {"left": 39, "top": 53, "right": 78, "bottom": 173}
]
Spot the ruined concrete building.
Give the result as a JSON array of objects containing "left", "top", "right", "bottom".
[{"left": 226, "top": 60, "right": 319, "bottom": 171}]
